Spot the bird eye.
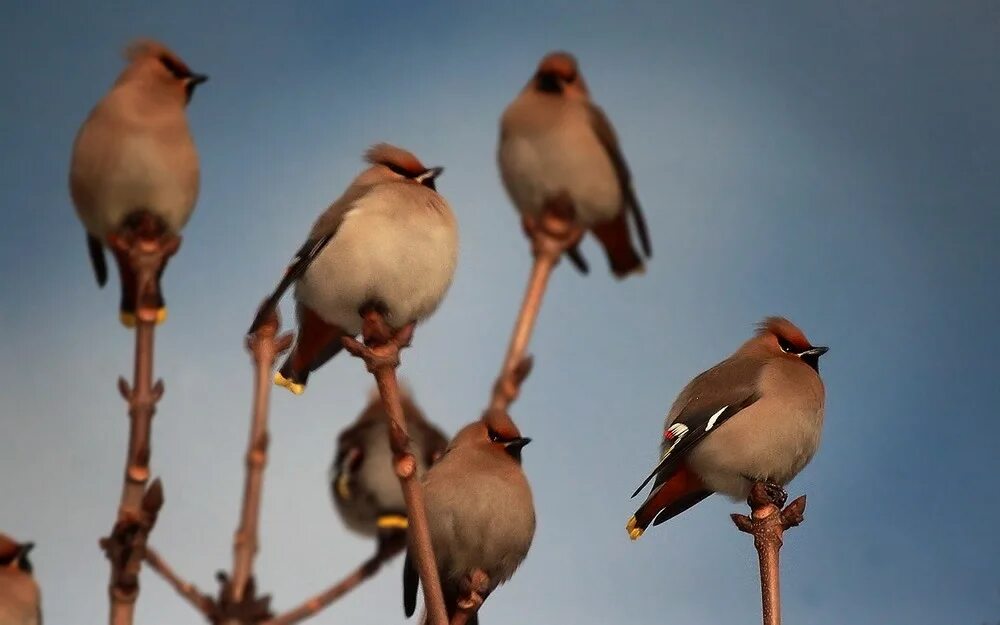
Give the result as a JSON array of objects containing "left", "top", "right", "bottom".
[
  {"left": 777, "top": 337, "right": 796, "bottom": 354},
  {"left": 159, "top": 55, "right": 190, "bottom": 79},
  {"left": 487, "top": 427, "right": 501, "bottom": 443}
]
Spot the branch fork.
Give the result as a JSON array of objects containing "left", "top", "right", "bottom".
[{"left": 731, "top": 483, "right": 807, "bottom": 625}]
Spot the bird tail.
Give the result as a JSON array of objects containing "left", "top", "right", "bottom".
[
  {"left": 275, "top": 305, "right": 346, "bottom": 395},
  {"left": 592, "top": 212, "right": 645, "bottom": 278},
  {"left": 627, "top": 465, "right": 711, "bottom": 540},
  {"left": 111, "top": 239, "right": 168, "bottom": 328}
]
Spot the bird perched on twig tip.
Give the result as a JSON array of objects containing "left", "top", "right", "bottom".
[
  {"left": 249, "top": 144, "right": 459, "bottom": 395},
  {"left": 627, "top": 317, "right": 828, "bottom": 539},
  {"left": 499, "top": 51, "right": 651, "bottom": 277},
  {"left": 70, "top": 39, "right": 207, "bottom": 327}
]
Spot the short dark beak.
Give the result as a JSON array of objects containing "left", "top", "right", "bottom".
[
  {"left": 505, "top": 437, "right": 531, "bottom": 451},
  {"left": 416, "top": 166, "right": 444, "bottom": 183},
  {"left": 504, "top": 437, "right": 531, "bottom": 461},
  {"left": 188, "top": 73, "right": 209, "bottom": 87},
  {"left": 801, "top": 346, "right": 829, "bottom": 357},
  {"left": 19, "top": 542, "right": 34, "bottom": 556}
]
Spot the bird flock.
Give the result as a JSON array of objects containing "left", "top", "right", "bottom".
[{"left": 0, "top": 38, "right": 831, "bottom": 625}]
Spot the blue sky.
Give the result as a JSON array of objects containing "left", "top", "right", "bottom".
[{"left": 1, "top": 2, "right": 998, "bottom": 624}]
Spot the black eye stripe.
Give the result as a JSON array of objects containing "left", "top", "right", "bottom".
[
  {"left": 159, "top": 55, "right": 190, "bottom": 79},
  {"left": 778, "top": 337, "right": 796, "bottom": 354}
]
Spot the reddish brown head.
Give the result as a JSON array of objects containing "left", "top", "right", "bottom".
[
  {"left": 0, "top": 534, "right": 34, "bottom": 573},
  {"left": 120, "top": 39, "right": 208, "bottom": 104},
  {"left": 363, "top": 143, "right": 444, "bottom": 191},
  {"left": 451, "top": 411, "right": 531, "bottom": 463},
  {"left": 531, "top": 51, "right": 589, "bottom": 98},
  {"left": 753, "top": 316, "right": 829, "bottom": 372}
]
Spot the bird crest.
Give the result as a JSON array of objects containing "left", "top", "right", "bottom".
[
  {"left": 124, "top": 38, "right": 191, "bottom": 74},
  {"left": 755, "top": 316, "right": 812, "bottom": 352},
  {"left": 537, "top": 51, "right": 579, "bottom": 79},
  {"left": 364, "top": 143, "right": 427, "bottom": 178}
]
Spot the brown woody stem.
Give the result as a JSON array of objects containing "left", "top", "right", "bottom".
[
  {"left": 229, "top": 305, "right": 294, "bottom": 604},
  {"left": 341, "top": 310, "right": 448, "bottom": 625},
  {"left": 262, "top": 540, "right": 405, "bottom": 625},
  {"left": 731, "top": 483, "right": 807, "bottom": 625},
  {"left": 487, "top": 198, "right": 583, "bottom": 414},
  {"left": 143, "top": 546, "right": 215, "bottom": 616},
  {"left": 102, "top": 223, "right": 179, "bottom": 625}
]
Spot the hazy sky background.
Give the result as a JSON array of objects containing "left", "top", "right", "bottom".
[{"left": 2, "top": 2, "right": 998, "bottom": 624}]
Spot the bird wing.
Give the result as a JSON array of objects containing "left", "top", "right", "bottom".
[
  {"left": 87, "top": 234, "right": 108, "bottom": 287},
  {"left": 587, "top": 103, "right": 651, "bottom": 257},
  {"left": 247, "top": 184, "right": 372, "bottom": 335},
  {"left": 631, "top": 357, "right": 762, "bottom": 498},
  {"left": 402, "top": 550, "right": 419, "bottom": 617},
  {"left": 247, "top": 233, "right": 334, "bottom": 334}
]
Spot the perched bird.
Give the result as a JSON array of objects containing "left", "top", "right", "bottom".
[
  {"left": 498, "top": 51, "right": 651, "bottom": 277},
  {"left": 330, "top": 386, "right": 449, "bottom": 552},
  {"left": 404, "top": 412, "right": 535, "bottom": 625},
  {"left": 0, "top": 534, "right": 41, "bottom": 625},
  {"left": 249, "top": 144, "right": 458, "bottom": 395},
  {"left": 70, "top": 39, "right": 207, "bottom": 327},
  {"left": 627, "top": 317, "right": 828, "bottom": 539}
]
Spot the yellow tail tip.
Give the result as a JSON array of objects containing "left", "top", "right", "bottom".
[
  {"left": 119, "top": 311, "right": 137, "bottom": 328},
  {"left": 274, "top": 372, "right": 305, "bottom": 395},
  {"left": 119, "top": 308, "right": 167, "bottom": 328},
  {"left": 377, "top": 514, "right": 408, "bottom": 530},
  {"left": 626, "top": 516, "right": 643, "bottom": 541}
]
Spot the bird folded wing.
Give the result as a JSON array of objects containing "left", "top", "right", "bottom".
[
  {"left": 587, "top": 103, "right": 651, "bottom": 257},
  {"left": 631, "top": 391, "right": 760, "bottom": 498},
  {"left": 248, "top": 233, "right": 333, "bottom": 334}
]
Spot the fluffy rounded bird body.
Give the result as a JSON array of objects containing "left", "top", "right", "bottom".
[
  {"left": 498, "top": 51, "right": 650, "bottom": 277},
  {"left": 404, "top": 414, "right": 535, "bottom": 625},
  {"left": 331, "top": 389, "right": 448, "bottom": 543},
  {"left": 69, "top": 39, "right": 206, "bottom": 326},
  {"left": 250, "top": 144, "right": 458, "bottom": 395},
  {"left": 628, "top": 317, "right": 828, "bottom": 539}
]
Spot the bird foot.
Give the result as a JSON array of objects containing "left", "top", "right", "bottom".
[
  {"left": 522, "top": 196, "right": 586, "bottom": 261},
  {"left": 456, "top": 569, "right": 490, "bottom": 611},
  {"left": 745, "top": 480, "right": 787, "bottom": 509}
]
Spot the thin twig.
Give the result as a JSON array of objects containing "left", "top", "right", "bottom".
[
  {"left": 731, "top": 483, "right": 807, "bottom": 625},
  {"left": 262, "top": 539, "right": 406, "bottom": 625},
  {"left": 341, "top": 310, "right": 448, "bottom": 625},
  {"left": 143, "top": 546, "right": 215, "bottom": 616},
  {"left": 487, "top": 198, "right": 584, "bottom": 414},
  {"left": 228, "top": 305, "right": 294, "bottom": 607},
  {"left": 101, "top": 221, "right": 180, "bottom": 625}
]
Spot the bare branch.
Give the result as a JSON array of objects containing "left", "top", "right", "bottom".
[
  {"left": 487, "top": 197, "right": 584, "bottom": 414},
  {"left": 143, "top": 546, "right": 215, "bottom": 616},
  {"left": 731, "top": 482, "right": 807, "bottom": 625},
  {"left": 342, "top": 309, "right": 448, "bottom": 625},
  {"left": 263, "top": 539, "right": 405, "bottom": 625},
  {"left": 228, "top": 304, "right": 293, "bottom": 606},
  {"left": 101, "top": 220, "right": 180, "bottom": 625}
]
